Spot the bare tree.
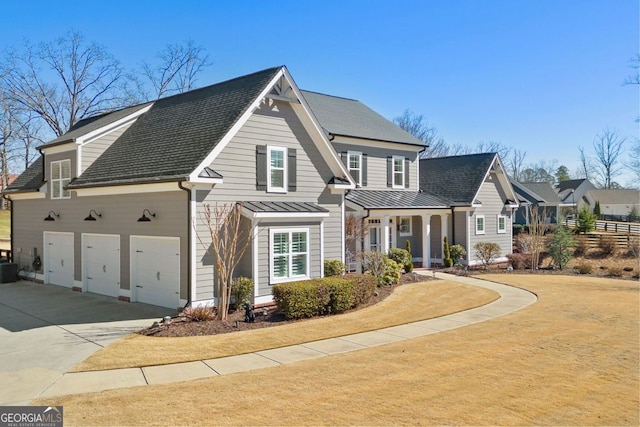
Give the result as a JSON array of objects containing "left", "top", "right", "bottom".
[
  {"left": 140, "top": 40, "right": 211, "bottom": 100},
  {"left": 508, "top": 149, "right": 527, "bottom": 181},
  {"left": 0, "top": 93, "right": 18, "bottom": 197},
  {"left": 519, "top": 159, "right": 558, "bottom": 184},
  {"left": 527, "top": 206, "right": 547, "bottom": 270},
  {"left": 623, "top": 54, "right": 640, "bottom": 86},
  {"left": 625, "top": 138, "right": 640, "bottom": 188},
  {"left": 1, "top": 31, "right": 128, "bottom": 137},
  {"left": 592, "top": 128, "right": 626, "bottom": 189},
  {"left": 393, "top": 109, "right": 451, "bottom": 158},
  {"left": 576, "top": 146, "right": 594, "bottom": 180},
  {"left": 475, "top": 141, "right": 511, "bottom": 161},
  {"left": 345, "top": 215, "right": 370, "bottom": 256},
  {"left": 199, "top": 203, "right": 253, "bottom": 320}
]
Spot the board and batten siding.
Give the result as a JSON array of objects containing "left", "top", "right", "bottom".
[
  {"left": 467, "top": 174, "right": 513, "bottom": 261},
  {"left": 12, "top": 190, "right": 188, "bottom": 299},
  {"left": 331, "top": 141, "right": 418, "bottom": 191},
  {"left": 194, "top": 100, "right": 344, "bottom": 301},
  {"left": 80, "top": 125, "right": 132, "bottom": 174}
]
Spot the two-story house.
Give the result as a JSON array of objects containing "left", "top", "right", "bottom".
[{"left": 5, "top": 66, "right": 355, "bottom": 309}]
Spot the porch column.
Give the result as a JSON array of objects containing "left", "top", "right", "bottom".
[
  {"left": 382, "top": 215, "right": 390, "bottom": 253},
  {"left": 441, "top": 213, "right": 449, "bottom": 257},
  {"left": 421, "top": 214, "right": 431, "bottom": 268}
]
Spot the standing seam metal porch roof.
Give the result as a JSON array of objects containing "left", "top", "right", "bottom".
[
  {"left": 346, "top": 189, "right": 450, "bottom": 209},
  {"left": 242, "top": 201, "right": 329, "bottom": 214}
]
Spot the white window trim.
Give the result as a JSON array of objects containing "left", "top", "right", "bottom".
[
  {"left": 267, "top": 146, "right": 287, "bottom": 193},
  {"left": 347, "top": 150, "right": 362, "bottom": 187},
  {"left": 269, "top": 227, "right": 310, "bottom": 284},
  {"left": 392, "top": 155, "right": 405, "bottom": 189},
  {"left": 497, "top": 214, "right": 507, "bottom": 234},
  {"left": 399, "top": 216, "right": 412, "bottom": 236},
  {"left": 51, "top": 159, "right": 71, "bottom": 199},
  {"left": 475, "top": 215, "right": 485, "bottom": 235}
]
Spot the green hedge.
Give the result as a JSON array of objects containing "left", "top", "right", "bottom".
[{"left": 272, "top": 274, "right": 377, "bottom": 319}]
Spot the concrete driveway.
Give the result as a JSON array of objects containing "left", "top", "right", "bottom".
[{"left": 0, "top": 280, "right": 174, "bottom": 405}]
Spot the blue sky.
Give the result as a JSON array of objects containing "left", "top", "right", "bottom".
[{"left": 1, "top": 0, "right": 638, "bottom": 185}]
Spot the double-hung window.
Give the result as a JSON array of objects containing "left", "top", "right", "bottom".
[
  {"left": 347, "top": 151, "right": 362, "bottom": 187},
  {"left": 392, "top": 155, "right": 404, "bottom": 188},
  {"left": 267, "top": 146, "right": 287, "bottom": 193},
  {"left": 475, "top": 215, "right": 485, "bottom": 235},
  {"left": 497, "top": 215, "right": 506, "bottom": 234},
  {"left": 51, "top": 159, "right": 71, "bottom": 199},
  {"left": 270, "top": 228, "right": 309, "bottom": 283},
  {"left": 399, "top": 217, "right": 412, "bottom": 236}
]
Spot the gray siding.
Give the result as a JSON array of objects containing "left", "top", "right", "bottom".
[
  {"left": 45, "top": 150, "right": 77, "bottom": 198},
  {"left": 12, "top": 190, "right": 189, "bottom": 298},
  {"left": 194, "top": 100, "right": 344, "bottom": 301},
  {"left": 430, "top": 215, "right": 442, "bottom": 259},
  {"left": 80, "top": 125, "right": 131, "bottom": 173},
  {"left": 453, "top": 210, "right": 468, "bottom": 255},
  {"left": 467, "top": 173, "right": 513, "bottom": 261},
  {"left": 332, "top": 142, "right": 418, "bottom": 191}
]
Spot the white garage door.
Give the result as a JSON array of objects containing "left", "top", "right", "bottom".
[
  {"left": 83, "top": 234, "right": 120, "bottom": 298},
  {"left": 44, "top": 232, "right": 74, "bottom": 288},
  {"left": 131, "top": 236, "right": 180, "bottom": 309}
]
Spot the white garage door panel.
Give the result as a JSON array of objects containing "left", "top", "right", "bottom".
[
  {"left": 132, "top": 237, "right": 180, "bottom": 309},
  {"left": 44, "top": 232, "right": 74, "bottom": 287},
  {"left": 84, "top": 234, "right": 120, "bottom": 298}
]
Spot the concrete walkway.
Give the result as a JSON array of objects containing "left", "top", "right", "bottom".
[{"left": 36, "top": 272, "right": 537, "bottom": 400}]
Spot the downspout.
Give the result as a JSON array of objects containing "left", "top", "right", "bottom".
[
  {"left": 178, "top": 181, "right": 192, "bottom": 309},
  {"left": 2, "top": 194, "right": 12, "bottom": 263}
]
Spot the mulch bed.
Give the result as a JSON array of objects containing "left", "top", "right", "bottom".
[{"left": 139, "top": 272, "right": 431, "bottom": 338}]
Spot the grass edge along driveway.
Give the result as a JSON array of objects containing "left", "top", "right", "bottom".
[{"left": 73, "top": 279, "right": 499, "bottom": 371}]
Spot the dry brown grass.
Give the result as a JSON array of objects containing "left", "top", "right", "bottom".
[
  {"left": 73, "top": 280, "right": 497, "bottom": 371},
  {"left": 37, "top": 275, "right": 639, "bottom": 426}
]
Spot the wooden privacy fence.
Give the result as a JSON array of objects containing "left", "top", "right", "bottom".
[{"left": 564, "top": 219, "right": 640, "bottom": 236}]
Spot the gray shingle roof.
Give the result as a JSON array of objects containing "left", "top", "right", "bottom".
[
  {"left": 301, "top": 90, "right": 424, "bottom": 146},
  {"left": 556, "top": 178, "right": 588, "bottom": 192},
  {"left": 242, "top": 201, "right": 329, "bottom": 213},
  {"left": 4, "top": 157, "right": 44, "bottom": 193},
  {"left": 520, "top": 182, "right": 560, "bottom": 204},
  {"left": 510, "top": 179, "right": 544, "bottom": 204},
  {"left": 41, "top": 103, "right": 153, "bottom": 147},
  {"left": 346, "top": 189, "right": 449, "bottom": 209},
  {"left": 585, "top": 189, "right": 640, "bottom": 205},
  {"left": 69, "top": 66, "right": 281, "bottom": 188},
  {"left": 420, "top": 153, "right": 496, "bottom": 205}
]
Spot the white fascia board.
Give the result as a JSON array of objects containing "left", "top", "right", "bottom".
[
  {"left": 331, "top": 135, "right": 425, "bottom": 152},
  {"left": 4, "top": 191, "right": 46, "bottom": 200},
  {"left": 77, "top": 104, "right": 153, "bottom": 145},
  {"left": 344, "top": 203, "right": 450, "bottom": 216},
  {"left": 40, "top": 143, "right": 76, "bottom": 155},
  {"left": 187, "top": 68, "right": 287, "bottom": 182},
  {"left": 283, "top": 67, "right": 355, "bottom": 188},
  {"left": 471, "top": 154, "right": 519, "bottom": 209},
  {"left": 185, "top": 177, "right": 223, "bottom": 186},
  {"left": 73, "top": 182, "right": 180, "bottom": 197},
  {"left": 329, "top": 183, "right": 351, "bottom": 194}
]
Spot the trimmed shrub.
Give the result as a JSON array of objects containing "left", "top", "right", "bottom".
[
  {"left": 598, "top": 235, "right": 617, "bottom": 256},
  {"left": 515, "top": 233, "right": 535, "bottom": 254},
  {"left": 388, "top": 248, "right": 411, "bottom": 271},
  {"left": 449, "top": 244, "right": 467, "bottom": 265},
  {"left": 273, "top": 275, "right": 377, "bottom": 319},
  {"left": 380, "top": 258, "right": 401, "bottom": 286},
  {"left": 405, "top": 261, "right": 414, "bottom": 273},
  {"left": 506, "top": 253, "right": 532, "bottom": 270},
  {"left": 575, "top": 263, "right": 593, "bottom": 274},
  {"left": 324, "top": 259, "right": 347, "bottom": 277},
  {"left": 231, "top": 277, "right": 254, "bottom": 309},
  {"left": 344, "top": 273, "right": 377, "bottom": 306},
  {"left": 443, "top": 236, "right": 453, "bottom": 267}
]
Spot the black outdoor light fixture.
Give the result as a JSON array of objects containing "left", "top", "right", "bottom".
[
  {"left": 84, "top": 210, "right": 102, "bottom": 221},
  {"left": 44, "top": 211, "right": 60, "bottom": 221},
  {"left": 137, "top": 209, "right": 156, "bottom": 222}
]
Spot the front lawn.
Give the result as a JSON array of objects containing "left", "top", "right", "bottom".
[{"left": 37, "top": 275, "right": 639, "bottom": 426}]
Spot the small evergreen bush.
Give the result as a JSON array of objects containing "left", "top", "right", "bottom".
[
  {"left": 547, "top": 225, "right": 575, "bottom": 270},
  {"left": 449, "top": 244, "right": 466, "bottom": 265},
  {"left": 405, "top": 261, "right": 414, "bottom": 273},
  {"left": 344, "top": 273, "right": 377, "bottom": 306},
  {"left": 388, "top": 247, "right": 411, "bottom": 272},
  {"left": 231, "top": 277, "right": 254, "bottom": 309},
  {"left": 443, "top": 236, "right": 453, "bottom": 267},
  {"left": 576, "top": 206, "right": 596, "bottom": 233},
  {"left": 380, "top": 258, "right": 401, "bottom": 286},
  {"left": 324, "top": 259, "right": 347, "bottom": 277}
]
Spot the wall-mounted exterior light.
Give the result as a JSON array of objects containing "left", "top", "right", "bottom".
[
  {"left": 84, "top": 210, "right": 102, "bottom": 221},
  {"left": 137, "top": 209, "right": 156, "bottom": 222},
  {"left": 44, "top": 211, "right": 60, "bottom": 221}
]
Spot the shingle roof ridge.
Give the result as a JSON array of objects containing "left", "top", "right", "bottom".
[
  {"left": 421, "top": 152, "right": 497, "bottom": 161},
  {"left": 300, "top": 89, "right": 359, "bottom": 102}
]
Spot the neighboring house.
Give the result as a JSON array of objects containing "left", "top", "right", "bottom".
[
  {"left": 420, "top": 153, "right": 518, "bottom": 266},
  {"left": 4, "top": 66, "right": 355, "bottom": 308},
  {"left": 555, "top": 178, "right": 596, "bottom": 217},
  {"left": 511, "top": 180, "right": 560, "bottom": 224},
  {"left": 582, "top": 189, "right": 640, "bottom": 219}
]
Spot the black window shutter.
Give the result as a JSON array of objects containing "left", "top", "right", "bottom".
[
  {"left": 362, "top": 154, "right": 368, "bottom": 186},
  {"left": 256, "top": 145, "right": 267, "bottom": 190},
  {"left": 387, "top": 156, "right": 392, "bottom": 187},
  {"left": 404, "top": 158, "right": 410, "bottom": 188},
  {"left": 288, "top": 148, "right": 297, "bottom": 191}
]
